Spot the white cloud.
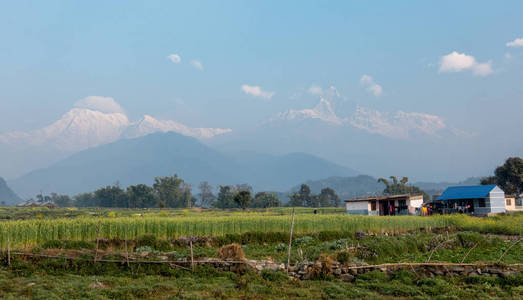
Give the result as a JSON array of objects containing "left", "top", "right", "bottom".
[
  {"left": 360, "top": 74, "right": 383, "bottom": 96},
  {"left": 308, "top": 85, "right": 323, "bottom": 96},
  {"left": 506, "top": 38, "right": 523, "bottom": 47},
  {"left": 191, "top": 60, "right": 203, "bottom": 71},
  {"left": 241, "top": 84, "right": 275, "bottom": 100},
  {"left": 349, "top": 107, "right": 447, "bottom": 139},
  {"left": 505, "top": 52, "right": 512, "bottom": 60},
  {"left": 167, "top": 54, "right": 181, "bottom": 64},
  {"left": 439, "top": 51, "right": 493, "bottom": 76},
  {"left": 74, "top": 96, "right": 124, "bottom": 114}
]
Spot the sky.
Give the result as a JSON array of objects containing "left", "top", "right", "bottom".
[{"left": 0, "top": 1, "right": 522, "bottom": 180}]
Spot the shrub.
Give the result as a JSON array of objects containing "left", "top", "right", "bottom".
[
  {"left": 155, "top": 239, "right": 173, "bottom": 252},
  {"left": 261, "top": 270, "right": 288, "bottom": 282},
  {"left": 336, "top": 251, "right": 352, "bottom": 265},
  {"left": 137, "top": 234, "right": 157, "bottom": 248}
]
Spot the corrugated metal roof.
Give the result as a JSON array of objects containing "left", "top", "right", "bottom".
[{"left": 438, "top": 185, "right": 498, "bottom": 200}]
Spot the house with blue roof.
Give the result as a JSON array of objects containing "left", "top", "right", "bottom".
[{"left": 437, "top": 185, "right": 506, "bottom": 216}]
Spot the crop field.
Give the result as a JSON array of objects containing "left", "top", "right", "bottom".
[{"left": 1, "top": 208, "right": 521, "bottom": 249}]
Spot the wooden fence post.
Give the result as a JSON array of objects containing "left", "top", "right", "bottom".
[
  {"left": 286, "top": 208, "right": 295, "bottom": 273},
  {"left": 7, "top": 235, "right": 10, "bottom": 267},
  {"left": 94, "top": 221, "right": 101, "bottom": 263},
  {"left": 124, "top": 232, "right": 130, "bottom": 267},
  {"left": 190, "top": 240, "right": 194, "bottom": 272}
]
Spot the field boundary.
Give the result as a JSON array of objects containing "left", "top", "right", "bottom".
[{"left": 6, "top": 251, "right": 523, "bottom": 269}]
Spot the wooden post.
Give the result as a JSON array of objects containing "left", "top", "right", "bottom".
[
  {"left": 497, "top": 238, "right": 520, "bottom": 263},
  {"left": 286, "top": 208, "right": 295, "bottom": 273},
  {"left": 190, "top": 240, "right": 194, "bottom": 272},
  {"left": 94, "top": 221, "right": 101, "bottom": 263},
  {"left": 7, "top": 235, "right": 10, "bottom": 267},
  {"left": 124, "top": 232, "right": 130, "bottom": 267}
]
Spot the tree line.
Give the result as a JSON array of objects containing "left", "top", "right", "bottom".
[{"left": 25, "top": 174, "right": 289, "bottom": 209}]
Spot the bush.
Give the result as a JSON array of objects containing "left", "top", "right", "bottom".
[
  {"left": 155, "top": 239, "right": 173, "bottom": 252},
  {"left": 261, "top": 270, "right": 288, "bottom": 282},
  {"left": 336, "top": 251, "right": 352, "bottom": 265},
  {"left": 137, "top": 234, "right": 157, "bottom": 248}
]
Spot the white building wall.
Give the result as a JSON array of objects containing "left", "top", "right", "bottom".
[
  {"left": 346, "top": 201, "right": 370, "bottom": 215},
  {"left": 489, "top": 186, "right": 506, "bottom": 214}
]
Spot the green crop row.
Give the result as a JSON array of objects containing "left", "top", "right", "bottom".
[{"left": 0, "top": 213, "right": 520, "bottom": 249}]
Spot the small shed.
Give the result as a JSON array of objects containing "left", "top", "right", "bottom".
[
  {"left": 437, "top": 185, "right": 505, "bottom": 216},
  {"left": 345, "top": 194, "right": 423, "bottom": 216}
]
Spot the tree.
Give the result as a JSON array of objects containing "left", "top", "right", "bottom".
[
  {"left": 318, "top": 187, "right": 340, "bottom": 207},
  {"left": 198, "top": 181, "right": 215, "bottom": 207},
  {"left": 50, "top": 193, "right": 73, "bottom": 207},
  {"left": 94, "top": 185, "right": 126, "bottom": 207},
  {"left": 236, "top": 184, "right": 253, "bottom": 193},
  {"left": 288, "top": 184, "right": 312, "bottom": 207},
  {"left": 481, "top": 157, "right": 523, "bottom": 196},
  {"left": 378, "top": 176, "right": 429, "bottom": 200},
  {"left": 74, "top": 193, "right": 96, "bottom": 207},
  {"left": 251, "top": 192, "right": 281, "bottom": 208},
  {"left": 233, "top": 190, "right": 252, "bottom": 210},
  {"left": 214, "top": 185, "right": 237, "bottom": 209},
  {"left": 127, "top": 184, "right": 157, "bottom": 208},
  {"left": 153, "top": 174, "right": 188, "bottom": 208}
]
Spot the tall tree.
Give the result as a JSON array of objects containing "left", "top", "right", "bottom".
[
  {"left": 318, "top": 187, "right": 340, "bottom": 207},
  {"left": 233, "top": 190, "right": 252, "bottom": 210},
  {"left": 288, "top": 184, "right": 312, "bottom": 207},
  {"left": 251, "top": 192, "right": 281, "bottom": 208},
  {"left": 94, "top": 185, "right": 126, "bottom": 207},
  {"left": 198, "top": 181, "right": 215, "bottom": 207},
  {"left": 50, "top": 193, "right": 73, "bottom": 207},
  {"left": 378, "top": 176, "right": 428, "bottom": 200},
  {"left": 214, "top": 185, "right": 237, "bottom": 209},
  {"left": 153, "top": 174, "right": 186, "bottom": 208},
  {"left": 127, "top": 184, "right": 157, "bottom": 208},
  {"left": 481, "top": 157, "right": 523, "bottom": 196}
]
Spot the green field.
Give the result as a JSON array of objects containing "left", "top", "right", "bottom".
[{"left": 0, "top": 207, "right": 521, "bottom": 249}]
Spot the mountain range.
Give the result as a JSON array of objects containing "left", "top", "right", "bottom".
[
  {"left": 9, "top": 132, "right": 358, "bottom": 199},
  {"left": 0, "top": 105, "right": 231, "bottom": 178}
]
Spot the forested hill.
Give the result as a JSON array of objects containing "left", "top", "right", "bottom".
[{"left": 0, "top": 177, "right": 22, "bottom": 205}]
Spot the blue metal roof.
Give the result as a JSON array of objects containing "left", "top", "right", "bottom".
[{"left": 438, "top": 185, "right": 498, "bottom": 200}]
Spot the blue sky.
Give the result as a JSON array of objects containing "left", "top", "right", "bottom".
[{"left": 1, "top": 1, "right": 522, "bottom": 179}]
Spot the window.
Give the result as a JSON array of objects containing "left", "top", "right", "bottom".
[
  {"left": 516, "top": 198, "right": 522, "bottom": 207},
  {"left": 371, "top": 201, "right": 376, "bottom": 211},
  {"left": 478, "top": 198, "right": 486, "bottom": 208},
  {"left": 506, "top": 199, "right": 511, "bottom": 206}
]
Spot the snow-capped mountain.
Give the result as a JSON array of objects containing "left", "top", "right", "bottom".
[
  {"left": 0, "top": 102, "right": 232, "bottom": 179},
  {"left": 123, "top": 115, "right": 232, "bottom": 139},
  {"left": 271, "top": 97, "right": 344, "bottom": 125},
  {"left": 0, "top": 108, "right": 231, "bottom": 152},
  {"left": 0, "top": 108, "right": 131, "bottom": 151}
]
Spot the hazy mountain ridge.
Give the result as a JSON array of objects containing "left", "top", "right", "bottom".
[
  {"left": 0, "top": 177, "right": 22, "bottom": 205},
  {"left": 9, "top": 132, "right": 358, "bottom": 199}
]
